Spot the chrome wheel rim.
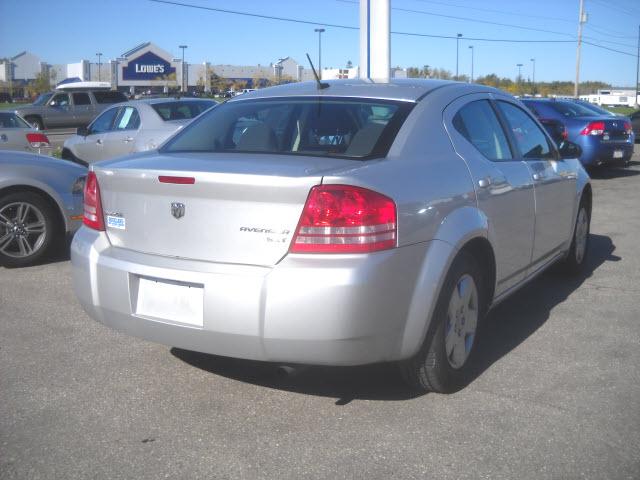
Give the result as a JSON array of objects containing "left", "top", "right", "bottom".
[
  {"left": 0, "top": 202, "right": 47, "bottom": 259},
  {"left": 445, "top": 274, "right": 479, "bottom": 369},
  {"left": 575, "top": 208, "right": 589, "bottom": 265}
]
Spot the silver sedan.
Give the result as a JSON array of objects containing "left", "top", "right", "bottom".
[
  {"left": 0, "top": 151, "right": 85, "bottom": 267},
  {"left": 71, "top": 79, "right": 591, "bottom": 393},
  {"left": 0, "top": 111, "right": 52, "bottom": 155},
  {"left": 62, "top": 98, "right": 216, "bottom": 165}
]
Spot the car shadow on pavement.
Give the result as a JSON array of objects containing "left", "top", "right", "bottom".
[
  {"left": 588, "top": 165, "right": 640, "bottom": 179},
  {"left": 172, "top": 233, "right": 618, "bottom": 404}
]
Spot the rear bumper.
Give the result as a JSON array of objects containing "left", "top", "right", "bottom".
[
  {"left": 71, "top": 227, "right": 434, "bottom": 366},
  {"left": 577, "top": 138, "right": 634, "bottom": 166}
]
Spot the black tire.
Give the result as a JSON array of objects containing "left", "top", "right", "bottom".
[
  {"left": 560, "top": 198, "right": 590, "bottom": 274},
  {"left": 24, "top": 116, "right": 44, "bottom": 131},
  {"left": 399, "top": 251, "right": 488, "bottom": 393},
  {"left": 0, "top": 191, "right": 59, "bottom": 268}
]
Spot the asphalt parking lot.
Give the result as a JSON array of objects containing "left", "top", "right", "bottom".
[{"left": 1, "top": 155, "right": 639, "bottom": 480}]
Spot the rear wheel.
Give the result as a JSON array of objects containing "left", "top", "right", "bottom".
[
  {"left": 400, "top": 252, "right": 487, "bottom": 393},
  {"left": 0, "top": 192, "right": 58, "bottom": 267}
]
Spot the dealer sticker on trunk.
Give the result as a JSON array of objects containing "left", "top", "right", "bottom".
[{"left": 107, "top": 215, "right": 126, "bottom": 230}]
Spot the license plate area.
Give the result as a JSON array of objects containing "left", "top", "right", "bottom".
[
  {"left": 613, "top": 150, "right": 623, "bottom": 159},
  {"left": 132, "top": 275, "right": 204, "bottom": 327}
]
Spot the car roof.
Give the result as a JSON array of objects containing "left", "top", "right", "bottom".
[{"left": 230, "top": 79, "right": 498, "bottom": 103}]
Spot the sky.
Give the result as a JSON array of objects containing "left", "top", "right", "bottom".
[{"left": 1, "top": 0, "right": 639, "bottom": 86}]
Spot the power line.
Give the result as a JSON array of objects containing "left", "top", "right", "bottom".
[
  {"left": 582, "top": 34, "right": 637, "bottom": 49},
  {"left": 585, "top": 24, "right": 637, "bottom": 40},
  {"left": 583, "top": 40, "right": 636, "bottom": 57}
]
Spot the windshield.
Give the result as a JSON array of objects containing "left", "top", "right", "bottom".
[
  {"left": 32, "top": 93, "right": 53, "bottom": 106},
  {"left": 0, "top": 112, "right": 31, "bottom": 128},
  {"left": 161, "top": 97, "right": 414, "bottom": 159},
  {"left": 151, "top": 100, "right": 216, "bottom": 121},
  {"left": 548, "top": 101, "right": 604, "bottom": 118}
]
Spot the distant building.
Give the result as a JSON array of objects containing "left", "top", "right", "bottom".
[{"left": 580, "top": 89, "right": 639, "bottom": 107}]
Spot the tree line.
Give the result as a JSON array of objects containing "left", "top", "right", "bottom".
[{"left": 406, "top": 65, "right": 612, "bottom": 96}]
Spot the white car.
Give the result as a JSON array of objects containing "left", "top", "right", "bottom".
[{"left": 0, "top": 112, "right": 51, "bottom": 155}]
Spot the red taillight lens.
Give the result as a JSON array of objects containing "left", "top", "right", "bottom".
[
  {"left": 25, "top": 132, "right": 50, "bottom": 148},
  {"left": 83, "top": 171, "right": 105, "bottom": 231},
  {"left": 290, "top": 185, "right": 397, "bottom": 254},
  {"left": 580, "top": 121, "right": 605, "bottom": 136},
  {"left": 624, "top": 122, "right": 632, "bottom": 134}
]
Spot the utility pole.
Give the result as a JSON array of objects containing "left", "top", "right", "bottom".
[
  {"left": 456, "top": 33, "right": 463, "bottom": 80},
  {"left": 574, "top": 0, "right": 586, "bottom": 98},
  {"left": 179, "top": 45, "right": 188, "bottom": 92},
  {"left": 96, "top": 53, "right": 102, "bottom": 81},
  {"left": 517, "top": 63, "right": 523, "bottom": 91},
  {"left": 469, "top": 45, "right": 474, "bottom": 83},
  {"left": 530, "top": 58, "right": 536, "bottom": 94},
  {"left": 635, "top": 25, "right": 640, "bottom": 107},
  {"left": 314, "top": 28, "right": 325, "bottom": 80}
]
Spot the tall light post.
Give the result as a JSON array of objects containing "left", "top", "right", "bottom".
[
  {"left": 635, "top": 24, "right": 639, "bottom": 107},
  {"left": 468, "top": 45, "right": 474, "bottom": 83},
  {"left": 96, "top": 53, "right": 102, "bottom": 81},
  {"left": 179, "top": 45, "right": 188, "bottom": 92},
  {"left": 517, "top": 63, "right": 523, "bottom": 93},
  {"left": 530, "top": 58, "right": 536, "bottom": 94},
  {"left": 314, "top": 28, "right": 325, "bottom": 80},
  {"left": 456, "top": 33, "right": 463, "bottom": 80}
]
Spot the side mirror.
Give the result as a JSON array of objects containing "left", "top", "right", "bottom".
[
  {"left": 558, "top": 141, "right": 582, "bottom": 160},
  {"left": 77, "top": 126, "right": 89, "bottom": 137}
]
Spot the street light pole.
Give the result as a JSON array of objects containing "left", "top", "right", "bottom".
[
  {"left": 635, "top": 24, "right": 639, "bottom": 107},
  {"left": 456, "top": 33, "right": 463, "bottom": 80},
  {"left": 468, "top": 45, "right": 474, "bottom": 83},
  {"left": 179, "top": 45, "right": 188, "bottom": 92},
  {"left": 314, "top": 28, "right": 325, "bottom": 80},
  {"left": 96, "top": 53, "right": 102, "bottom": 81},
  {"left": 530, "top": 58, "right": 536, "bottom": 94},
  {"left": 517, "top": 63, "right": 523, "bottom": 93}
]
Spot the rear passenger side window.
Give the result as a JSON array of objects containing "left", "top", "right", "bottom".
[
  {"left": 73, "top": 93, "right": 91, "bottom": 105},
  {"left": 453, "top": 100, "right": 513, "bottom": 161},
  {"left": 496, "top": 101, "right": 554, "bottom": 160}
]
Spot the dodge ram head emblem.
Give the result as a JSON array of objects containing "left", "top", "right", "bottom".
[{"left": 171, "top": 202, "right": 185, "bottom": 219}]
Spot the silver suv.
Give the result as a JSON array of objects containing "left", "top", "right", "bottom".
[{"left": 15, "top": 90, "right": 127, "bottom": 130}]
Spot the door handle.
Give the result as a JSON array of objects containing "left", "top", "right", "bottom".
[
  {"left": 478, "top": 177, "right": 492, "bottom": 188},
  {"left": 96, "top": 139, "right": 103, "bottom": 145},
  {"left": 124, "top": 137, "right": 134, "bottom": 143},
  {"left": 532, "top": 172, "right": 545, "bottom": 181}
]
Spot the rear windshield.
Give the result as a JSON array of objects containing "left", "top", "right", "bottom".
[
  {"left": 151, "top": 100, "right": 216, "bottom": 121},
  {"left": 0, "top": 112, "right": 30, "bottom": 128},
  {"left": 546, "top": 101, "right": 602, "bottom": 118},
  {"left": 161, "top": 97, "right": 414, "bottom": 159},
  {"left": 93, "top": 91, "right": 127, "bottom": 104}
]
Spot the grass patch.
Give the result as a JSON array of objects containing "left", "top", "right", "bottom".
[{"left": 605, "top": 106, "right": 637, "bottom": 116}]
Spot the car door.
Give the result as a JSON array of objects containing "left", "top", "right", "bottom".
[
  {"left": 72, "top": 92, "right": 94, "bottom": 127},
  {"left": 495, "top": 99, "right": 577, "bottom": 273},
  {"left": 72, "top": 106, "right": 119, "bottom": 163},
  {"left": 44, "top": 92, "right": 72, "bottom": 128},
  {"left": 100, "top": 106, "right": 141, "bottom": 159},
  {"left": 444, "top": 95, "right": 535, "bottom": 295}
]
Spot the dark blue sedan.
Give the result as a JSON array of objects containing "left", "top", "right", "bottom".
[{"left": 521, "top": 99, "right": 634, "bottom": 167}]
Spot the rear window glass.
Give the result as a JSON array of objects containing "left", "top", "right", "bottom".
[
  {"left": 161, "top": 97, "right": 414, "bottom": 159},
  {"left": 547, "top": 101, "right": 600, "bottom": 118},
  {"left": 93, "top": 91, "right": 127, "bottom": 104},
  {"left": 0, "top": 112, "right": 30, "bottom": 128},
  {"left": 151, "top": 100, "right": 216, "bottom": 121}
]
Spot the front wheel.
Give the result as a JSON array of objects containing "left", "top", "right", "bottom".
[
  {"left": 400, "top": 252, "right": 487, "bottom": 393},
  {"left": 560, "top": 199, "right": 590, "bottom": 274},
  {"left": 0, "top": 192, "right": 58, "bottom": 267}
]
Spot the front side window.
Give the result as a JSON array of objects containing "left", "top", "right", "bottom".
[
  {"left": 114, "top": 107, "right": 140, "bottom": 130},
  {"left": 162, "top": 97, "right": 414, "bottom": 160},
  {"left": 452, "top": 100, "right": 513, "bottom": 161},
  {"left": 89, "top": 107, "right": 118, "bottom": 134},
  {"left": 49, "top": 93, "right": 69, "bottom": 107},
  {"left": 496, "top": 101, "right": 554, "bottom": 159}
]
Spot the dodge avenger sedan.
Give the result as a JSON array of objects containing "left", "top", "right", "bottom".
[{"left": 71, "top": 79, "right": 591, "bottom": 393}]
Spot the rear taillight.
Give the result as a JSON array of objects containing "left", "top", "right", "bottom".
[
  {"left": 83, "top": 171, "right": 105, "bottom": 231},
  {"left": 25, "top": 132, "right": 50, "bottom": 148},
  {"left": 290, "top": 185, "right": 397, "bottom": 254},
  {"left": 624, "top": 122, "right": 632, "bottom": 134},
  {"left": 580, "top": 121, "right": 605, "bottom": 136}
]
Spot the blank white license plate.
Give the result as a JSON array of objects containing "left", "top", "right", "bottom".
[
  {"left": 613, "top": 150, "right": 623, "bottom": 158},
  {"left": 135, "top": 277, "right": 204, "bottom": 327}
]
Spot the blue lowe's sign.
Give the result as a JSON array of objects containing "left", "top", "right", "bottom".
[{"left": 122, "top": 51, "right": 175, "bottom": 80}]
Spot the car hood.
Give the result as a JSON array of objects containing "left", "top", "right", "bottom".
[{"left": 0, "top": 150, "right": 87, "bottom": 174}]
